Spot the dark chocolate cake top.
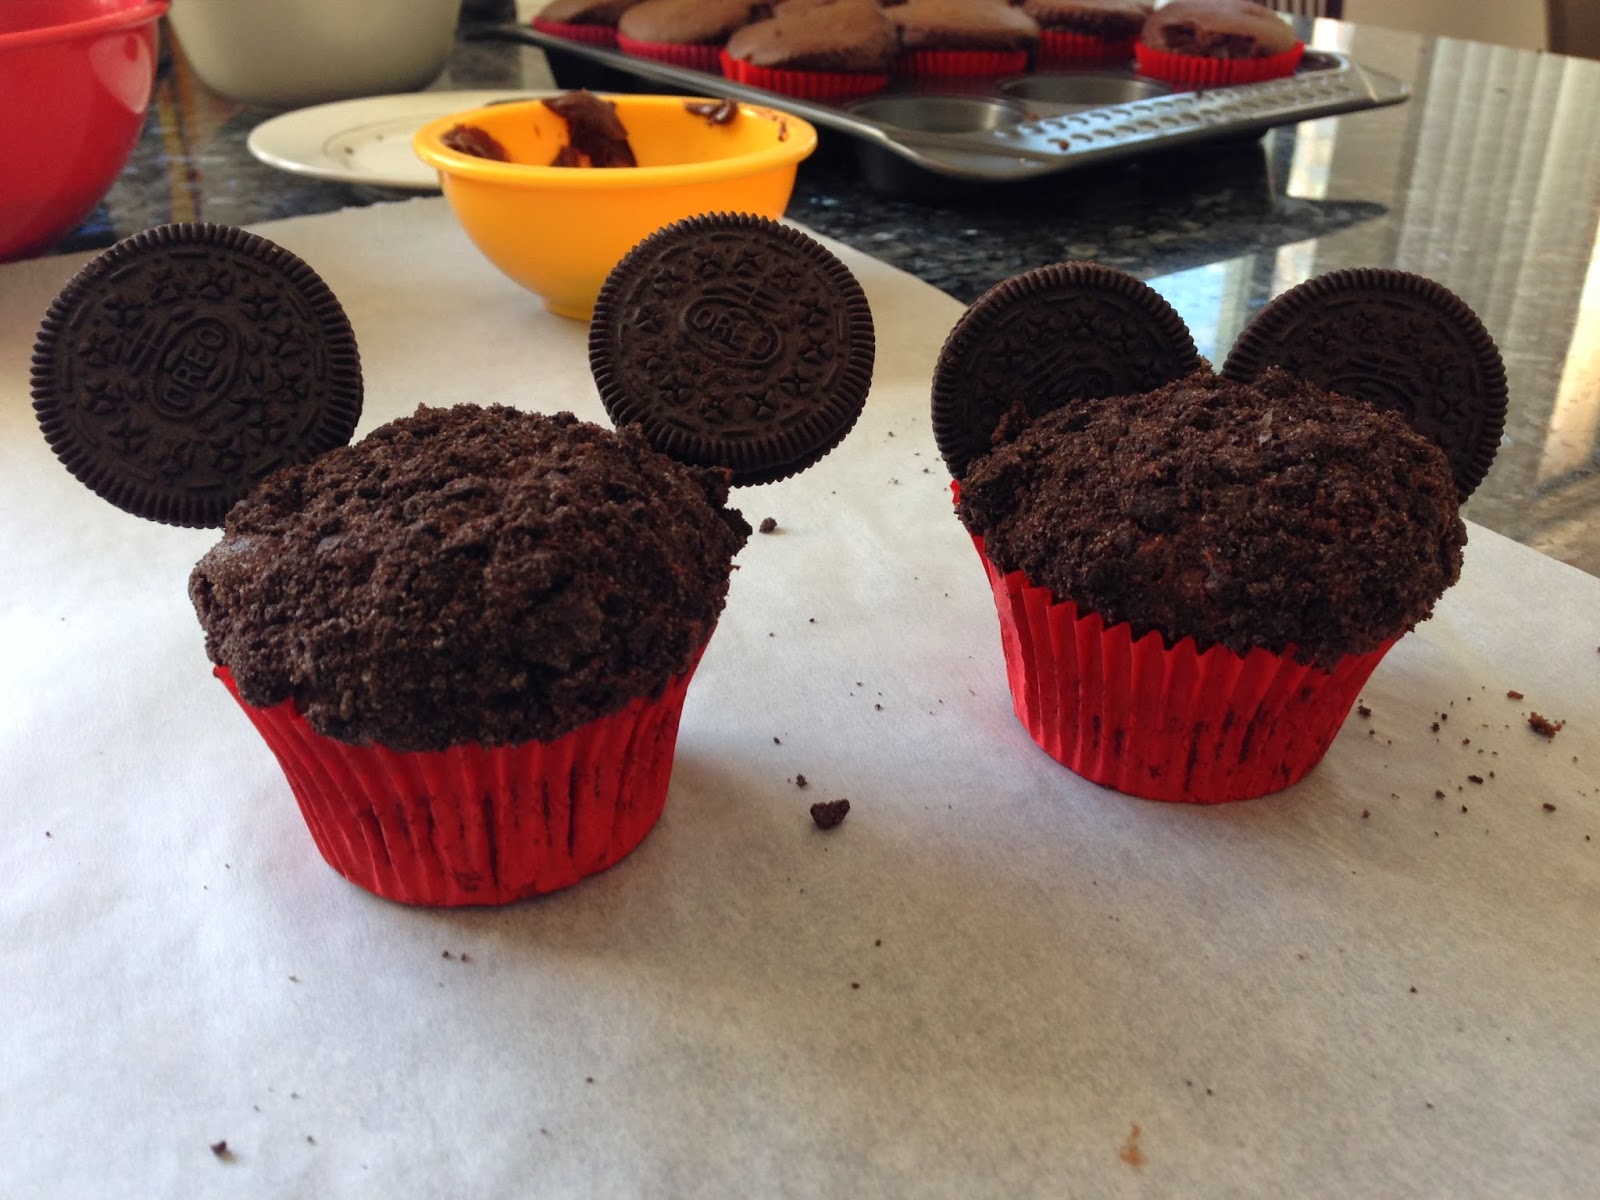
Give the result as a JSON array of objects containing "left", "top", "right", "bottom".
[
  {"left": 1022, "top": 0, "right": 1152, "bottom": 41},
  {"left": 957, "top": 368, "right": 1466, "bottom": 668},
  {"left": 190, "top": 404, "right": 750, "bottom": 751},
  {"left": 1140, "top": 0, "right": 1298, "bottom": 58}
]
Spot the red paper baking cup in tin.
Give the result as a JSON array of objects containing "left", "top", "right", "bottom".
[
  {"left": 531, "top": 16, "right": 619, "bottom": 48},
  {"left": 1134, "top": 41, "right": 1304, "bottom": 89},
  {"left": 615, "top": 33, "right": 722, "bottom": 72},
  {"left": 216, "top": 658, "right": 703, "bottom": 906},
  {"left": 718, "top": 49, "right": 889, "bottom": 100},
  {"left": 970, "top": 536, "right": 1394, "bottom": 803},
  {"left": 898, "top": 48, "right": 1031, "bottom": 79},
  {"left": 1037, "top": 31, "right": 1136, "bottom": 65}
]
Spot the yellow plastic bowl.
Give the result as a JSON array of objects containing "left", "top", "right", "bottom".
[{"left": 414, "top": 94, "right": 818, "bottom": 320}]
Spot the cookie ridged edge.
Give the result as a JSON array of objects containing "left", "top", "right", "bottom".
[
  {"left": 1221, "top": 267, "right": 1506, "bottom": 500},
  {"left": 31, "top": 222, "right": 363, "bottom": 528},
  {"left": 931, "top": 261, "right": 1202, "bottom": 480},
  {"left": 589, "top": 212, "right": 874, "bottom": 487}
]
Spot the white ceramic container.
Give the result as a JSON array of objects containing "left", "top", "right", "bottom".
[{"left": 168, "top": 0, "right": 464, "bottom": 107}]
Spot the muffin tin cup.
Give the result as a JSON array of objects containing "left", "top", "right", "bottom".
[
  {"left": 530, "top": 17, "right": 620, "bottom": 50},
  {"left": 615, "top": 34, "right": 723, "bottom": 73},
  {"left": 215, "top": 655, "right": 705, "bottom": 906},
  {"left": 896, "top": 48, "right": 1031, "bottom": 81},
  {"left": 719, "top": 49, "right": 889, "bottom": 101},
  {"left": 1036, "top": 30, "right": 1137, "bottom": 66},
  {"left": 1134, "top": 42, "right": 1305, "bottom": 90},
  {"left": 970, "top": 537, "right": 1395, "bottom": 804}
]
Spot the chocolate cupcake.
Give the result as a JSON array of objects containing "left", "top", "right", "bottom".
[
  {"left": 889, "top": 0, "right": 1040, "bottom": 79},
  {"left": 532, "top": 0, "right": 643, "bottom": 48},
  {"left": 935, "top": 263, "right": 1503, "bottom": 803},
  {"left": 1021, "top": 0, "right": 1150, "bottom": 65},
  {"left": 1135, "top": 0, "right": 1303, "bottom": 88},
  {"left": 722, "top": 0, "right": 899, "bottom": 100},
  {"left": 34, "top": 217, "right": 875, "bottom": 904},
  {"left": 617, "top": 0, "right": 760, "bottom": 71}
]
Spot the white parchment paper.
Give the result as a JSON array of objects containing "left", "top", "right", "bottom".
[{"left": 2, "top": 200, "right": 1597, "bottom": 1199}]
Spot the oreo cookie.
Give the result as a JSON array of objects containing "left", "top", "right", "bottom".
[
  {"left": 931, "top": 262, "right": 1202, "bottom": 479},
  {"left": 589, "top": 213, "right": 874, "bottom": 487},
  {"left": 1222, "top": 268, "right": 1506, "bottom": 499},
  {"left": 32, "top": 223, "right": 363, "bottom": 528}
]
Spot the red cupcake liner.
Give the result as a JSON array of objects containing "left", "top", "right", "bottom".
[
  {"left": 1036, "top": 31, "right": 1136, "bottom": 66},
  {"left": 968, "top": 532, "right": 1394, "bottom": 803},
  {"left": 615, "top": 33, "right": 723, "bottom": 73},
  {"left": 531, "top": 16, "right": 619, "bottom": 49},
  {"left": 1134, "top": 41, "right": 1305, "bottom": 89},
  {"left": 718, "top": 49, "right": 888, "bottom": 100},
  {"left": 897, "top": 48, "right": 1031, "bottom": 79},
  {"left": 216, "top": 657, "right": 705, "bottom": 906}
]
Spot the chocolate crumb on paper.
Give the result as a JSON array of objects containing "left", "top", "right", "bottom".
[
  {"left": 1356, "top": 704, "right": 1372, "bottom": 719},
  {"left": 1119, "top": 1124, "right": 1145, "bottom": 1169},
  {"left": 1543, "top": 803, "right": 1558, "bottom": 813},
  {"left": 758, "top": 517, "right": 778, "bottom": 533},
  {"left": 1528, "top": 712, "right": 1564, "bottom": 738},
  {"left": 810, "top": 798, "right": 850, "bottom": 829},
  {"left": 1506, "top": 689, "right": 1524, "bottom": 700},
  {"left": 794, "top": 774, "right": 808, "bottom": 789},
  {"left": 210, "top": 1140, "right": 233, "bottom": 1161}
]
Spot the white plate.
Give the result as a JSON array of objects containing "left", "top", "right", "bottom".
[{"left": 247, "top": 89, "right": 557, "bottom": 190}]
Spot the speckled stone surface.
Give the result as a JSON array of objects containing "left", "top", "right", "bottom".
[{"left": 42, "top": 13, "right": 1600, "bottom": 576}]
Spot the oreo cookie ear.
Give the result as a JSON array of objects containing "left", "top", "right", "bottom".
[
  {"left": 588, "top": 213, "right": 875, "bottom": 487},
  {"left": 1221, "top": 268, "right": 1506, "bottom": 500},
  {"left": 930, "top": 263, "right": 1202, "bottom": 480},
  {"left": 31, "top": 223, "right": 363, "bottom": 528}
]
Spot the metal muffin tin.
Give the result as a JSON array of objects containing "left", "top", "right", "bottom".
[{"left": 477, "top": 25, "right": 1409, "bottom": 186}]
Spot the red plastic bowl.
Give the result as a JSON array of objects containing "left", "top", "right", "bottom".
[{"left": 0, "top": 0, "right": 167, "bottom": 261}]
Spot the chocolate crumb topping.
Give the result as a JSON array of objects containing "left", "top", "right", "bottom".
[
  {"left": 958, "top": 368, "right": 1465, "bottom": 668},
  {"left": 190, "top": 405, "right": 748, "bottom": 750}
]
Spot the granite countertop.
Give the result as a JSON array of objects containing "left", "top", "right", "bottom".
[{"left": 47, "top": 11, "right": 1600, "bottom": 576}]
